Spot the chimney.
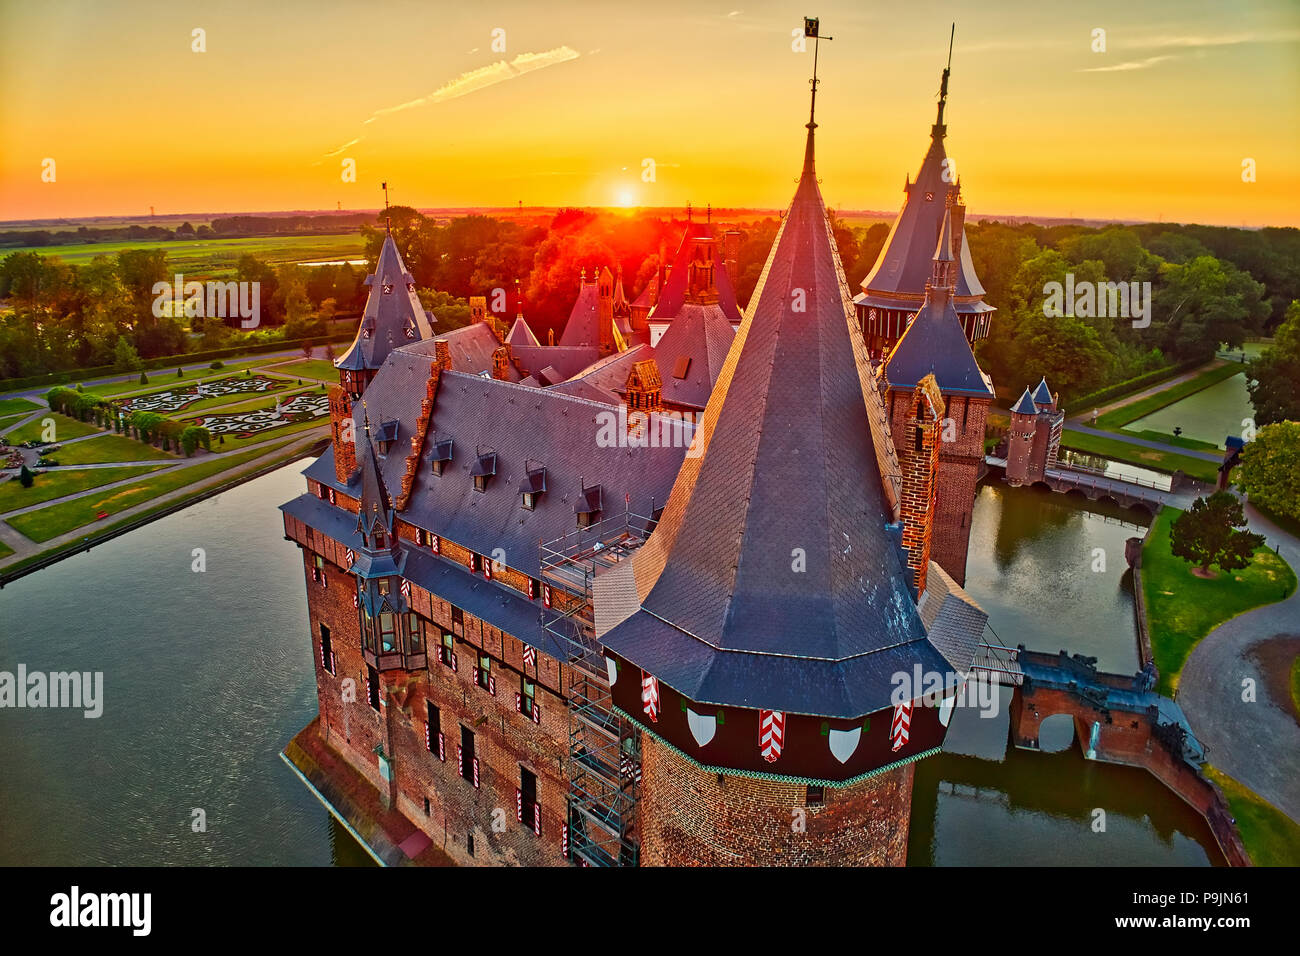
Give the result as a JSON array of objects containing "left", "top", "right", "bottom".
[
  {"left": 434, "top": 339, "right": 451, "bottom": 370},
  {"left": 625, "top": 359, "right": 663, "bottom": 414},
  {"left": 492, "top": 345, "right": 511, "bottom": 381},
  {"left": 899, "top": 376, "right": 944, "bottom": 597},
  {"left": 329, "top": 385, "right": 359, "bottom": 484},
  {"left": 723, "top": 230, "right": 740, "bottom": 292},
  {"left": 598, "top": 266, "right": 614, "bottom": 354}
]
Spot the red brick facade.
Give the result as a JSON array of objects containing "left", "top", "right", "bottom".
[
  {"left": 889, "top": 386, "right": 988, "bottom": 587},
  {"left": 297, "top": 542, "right": 569, "bottom": 866},
  {"left": 636, "top": 733, "right": 914, "bottom": 866}
]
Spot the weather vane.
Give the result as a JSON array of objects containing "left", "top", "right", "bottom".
[{"left": 804, "top": 17, "right": 833, "bottom": 130}]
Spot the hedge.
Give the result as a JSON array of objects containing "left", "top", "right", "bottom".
[{"left": 1067, "top": 359, "right": 1206, "bottom": 414}]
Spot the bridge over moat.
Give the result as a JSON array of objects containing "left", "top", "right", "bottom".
[{"left": 983, "top": 457, "right": 1174, "bottom": 513}]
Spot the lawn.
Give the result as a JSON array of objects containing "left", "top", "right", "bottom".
[
  {"left": 1204, "top": 766, "right": 1300, "bottom": 866},
  {"left": 42, "top": 434, "right": 175, "bottom": 465},
  {"left": 3, "top": 412, "right": 101, "bottom": 445},
  {"left": 6, "top": 234, "right": 365, "bottom": 278},
  {"left": 6, "top": 443, "right": 292, "bottom": 542},
  {"left": 0, "top": 397, "right": 40, "bottom": 416},
  {"left": 0, "top": 539, "right": 12, "bottom": 559},
  {"left": 1124, "top": 429, "right": 1222, "bottom": 452},
  {"left": 1291, "top": 656, "right": 1300, "bottom": 718},
  {"left": 0, "top": 464, "right": 167, "bottom": 513},
  {"left": 1142, "top": 507, "right": 1297, "bottom": 695},
  {"left": 0, "top": 413, "right": 33, "bottom": 433},
  {"left": 1060, "top": 429, "right": 1220, "bottom": 484},
  {"left": 1096, "top": 363, "right": 1242, "bottom": 430},
  {"left": 264, "top": 358, "right": 339, "bottom": 381}
]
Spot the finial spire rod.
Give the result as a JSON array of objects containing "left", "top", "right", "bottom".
[
  {"left": 381, "top": 181, "right": 391, "bottom": 234},
  {"left": 935, "top": 24, "right": 955, "bottom": 133},
  {"left": 803, "top": 17, "right": 833, "bottom": 130}
]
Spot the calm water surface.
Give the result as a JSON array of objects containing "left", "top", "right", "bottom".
[{"left": 0, "top": 463, "right": 1221, "bottom": 865}]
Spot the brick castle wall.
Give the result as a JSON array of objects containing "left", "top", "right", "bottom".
[{"left": 636, "top": 733, "right": 914, "bottom": 866}]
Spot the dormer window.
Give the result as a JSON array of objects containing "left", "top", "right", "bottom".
[
  {"left": 430, "top": 437, "right": 454, "bottom": 477},
  {"left": 471, "top": 449, "right": 497, "bottom": 493},
  {"left": 375, "top": 420, "right": 399, "bottom": 457},
  {"left": 519, "top": 463, "right": 546, "bottom": 511},
  {"left": 575, "top": 483, "right": 603, "bottom": 528}
]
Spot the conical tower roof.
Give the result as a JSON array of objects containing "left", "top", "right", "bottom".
[
  {"left": 1010, "top": 387, "right": 1037, "bottom": 415},
  {"left": 882, "top": 209, "right": 993, "bottom": 398},
  {"left": 860, "top": 70, "right": 986, "bottom": 302},
  {"left": 1032, "top": 376, "right": 1053, "bottom": 405},
  {"left": 596, "top": 121, "right": 947, "bottom": 719},
  {"left": 337, "top": 231, "right": 434, "bottom": 372}
]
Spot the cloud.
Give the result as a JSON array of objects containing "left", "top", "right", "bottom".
[
  {"left": 1079, "top": 55, "right": 1177, "bottom": 73},
  {"left": 1132, "top": 30, "right": 1300, "bottom": 50},
  {"left": 362, "top": 46, "right": 580, "bottom": 125},
  {"left": 318, "top": 46, "right": 580, "bottom": 160}
]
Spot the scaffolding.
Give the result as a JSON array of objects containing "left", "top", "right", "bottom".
[{"left": 540, "top": 510, "right": 656, "bottom": 867}]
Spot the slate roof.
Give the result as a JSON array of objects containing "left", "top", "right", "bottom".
[
  {"left": 505, "top": 315, "right": 540, "bottom": 347},
  {"left": 861, "top": 126, "right": 986, "bottom": 302},
  {"left": 558, "top": 272, "right": 634, "bottom": 348},
  {"left": 1010, "top": 388, "right": 1037, "bottom": 415},
  {"left": 431, "top": 323, "right": 521, "bottom": 381},
  {"left": 339, "top": 345, "right": 692, "bottom": 582},
  {"left": 882, "top": 210, "right": 993, "bottom": 398},
  {"left": 1032, "top": 376, "right": 1053, "bottom": 405},
  {"left": 548, "top": 344, "right": 653, "bottom": 406},
  {"left": 652, "top": 302, "right": 736, "bottom": 410},
  {"left": 511, "top": 345, "right": 601, "bottom": 383},
  {"left": 917, "top": 560, "right": 988, "bottom": 678},
  {"left": 336, "top": 232, "right": 434, "bottom": 372},
  {"left": 650, "top": 223, "right": 743, "bottom": 325},
  {"left": 594, "top": 123, "right": 948, "bottom": 719}
]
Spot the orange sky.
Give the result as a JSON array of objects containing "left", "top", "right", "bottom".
[{"left": 2, "top": 0, "right": 1298, "bottom": 227}]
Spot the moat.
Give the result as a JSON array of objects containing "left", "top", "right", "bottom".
[{"left": 0, "top": 462, "right": 1222, "bottom": 865}]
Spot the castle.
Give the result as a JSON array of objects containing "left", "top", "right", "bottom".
[{"left": 281, "top": 43, "right": 1001, "bottom": 866}]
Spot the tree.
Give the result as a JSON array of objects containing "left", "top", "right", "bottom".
[
  {"left": 180, "top": 425, "right": 211, "bottom": 457},
  {"left": 1170, "top": 492, "right": 1265, "bottom": 575},
  {"left": 18, "top": 464, "right": 34, "bottom": 488},
  {"left": 1246, "top": 300, "right": 1300, "bottom": 426},
  {"left": 1153, "top": 256, "right": 1268, "bottom": 362},
  {"left": 113, "top": 336, "right": 143, "bottom": 373},
  {"left": 1237, "top": 421, "right": 1300, "bottom": 522}
]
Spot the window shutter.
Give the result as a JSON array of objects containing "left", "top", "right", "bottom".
[
  {"left": 533, "top": 804, "right": 541, "bottom": 837},
  {"left": 431, "top": 535, "right": 440, "bottom": 555},
  {"left": 562, "top": 823, "right": 568, "bottom": 859},
  {"left": 515, "top": 692, "right": 522, "bottom": 714},
  {"left": 488, "top": 674, "right": 496, "bottom": 696},
  {"left": 516, "top": 788, "right": 523, "bottom": 822},
  {"left": 451, "top": 652, "right": 458, "bottom": 673},
  {"left": 472, "top": 757, "right": 480, "bottom": 789},
  {"left": 437, "top": 732, "right": 445, "bottom": 761},
  {"left": 425, "top": 720, "right": 432, "bottom": 752},
  {"left": 457, "top": 744, "right": 463, "bottom": 777},
  {"left": 532, "top": 702, "right": 541, "bottom": 724}
]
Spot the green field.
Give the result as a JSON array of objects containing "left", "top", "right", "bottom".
[
  {"left": 3, "top": 412, "right": 102, "bottom": 445},
  {"left": 6, "top": 234, "right": 366, "bottom": 279},
  {"left": 1142, "top": 508, "right": 1297, "bottom": 696},
  {"left": 266, "top": 358, "right": 339, "bottom": 381},
  {"left": 0, "top": 397, "right": 40, "bottom": 416},
  {"left": 6, "top": 443, "right": 290, "bottom": 542},
  {"left": 85, "top": 357, "right": 286, "bottom": 398},
  {"left": 0, "top": 464, "right": 168, "bottom": 513},
  {"left": 0, "top": 539, "right": 12, "bottom": 559},
  {"left": 1060, "top": 429, "right": 1220, "bottom": 484},
  {"left": 42, "top": 434, "right": 174, "bottom": 465},
  {"left": 1204, "top": 766, "right": 1300, "bottom": 866},
  {"left": 0, "top": 413, "right": 32, "bottom": 433},
  {"left": 1097, "top": 363, "right": 1243, "bottom": 430}
]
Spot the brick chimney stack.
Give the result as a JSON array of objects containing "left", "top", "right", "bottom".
[
  {"left": 492, "top": 345, "right": 511, "bottom": 381},
  {"left": 898, "top": 376, "right": 944, "bottom": 596},
  {"left": 598, "top": 266, "right": 615, "bottom": 354},
  {"left": 329, "top": 385, "right": 359, "bottom": 484},
  {"left": 434, "top": 339, "right": 451, "bottom": 370}
]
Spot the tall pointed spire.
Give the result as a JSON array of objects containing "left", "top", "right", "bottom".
[{"left": 933, "top": 23, "right": 954, "bottom": 138}]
